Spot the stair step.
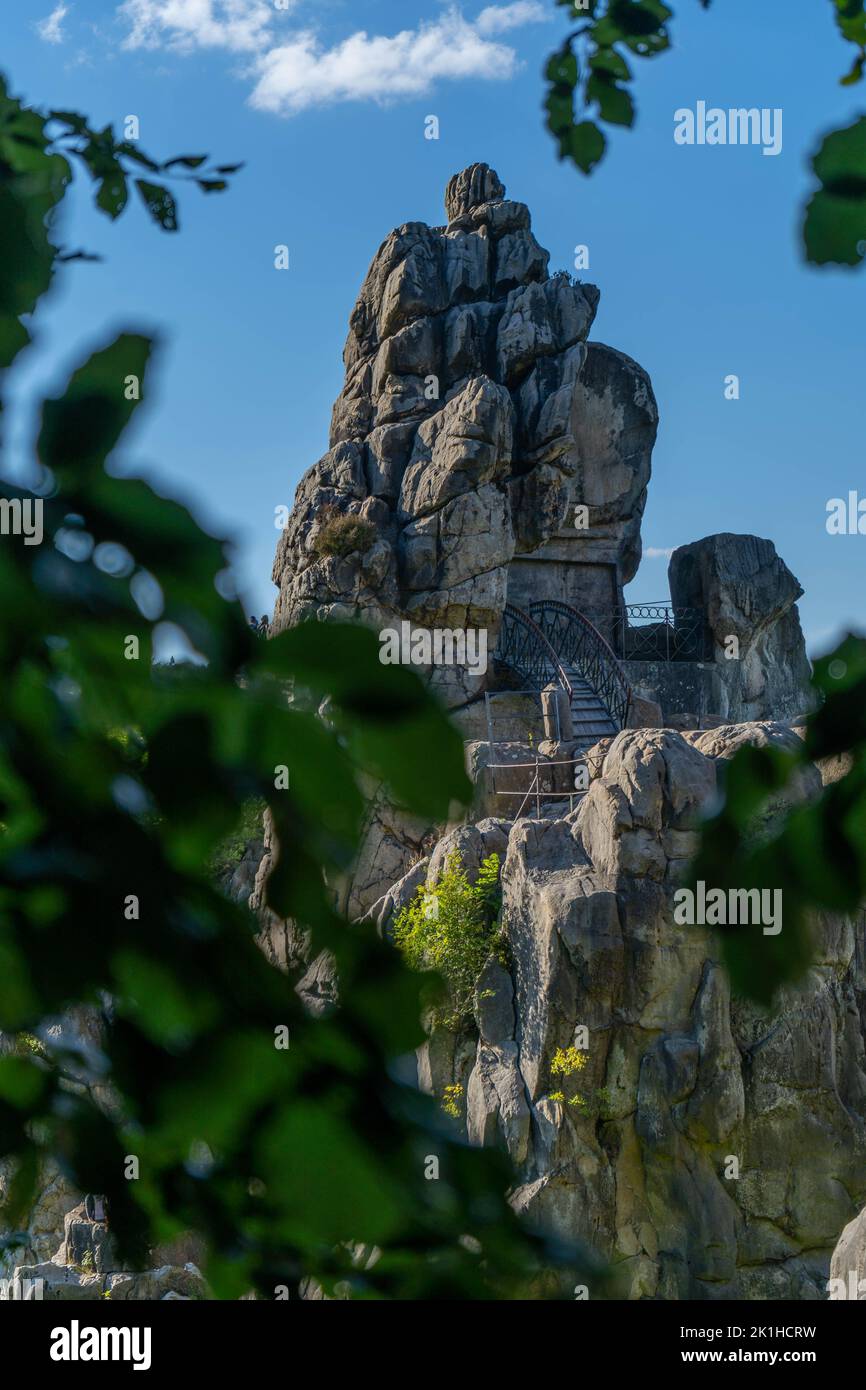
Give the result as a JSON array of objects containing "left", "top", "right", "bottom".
[{"left": 528, "top": 626, "right": 621, "bottom": 742}]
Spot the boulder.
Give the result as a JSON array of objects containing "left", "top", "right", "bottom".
[
  {"left": 626, "top": 690, "right": 663, "bottom": 729},
  {"left": 669, "top": 534, "right": 814, "bottom": 723},
  {"left": 466, "top": 1040, "right": 531, "bottom": 1164}
]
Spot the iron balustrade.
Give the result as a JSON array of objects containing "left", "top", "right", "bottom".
[
  {"left": 494, "top": 604, "right": 573, "bottom": 702},
  {"left": 584, "top": 603, "right": 709, "bottom": 662},
  {"left": 483, "top": 755, "right": 589, "bottom": 819},
  {"left": 491, "top": 603, "right": 626, "bottom": 818}
]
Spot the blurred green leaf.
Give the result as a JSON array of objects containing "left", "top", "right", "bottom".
[
  {"left": 38, "top": 333, "right": 152, "bottom": 481},
  {"left": 135, "top": 179, "right": 179, "bottom": 232},
  {"left": 0, "top": 66, "right": 581, "bottom": 1302},
  {"left": 587, "top": 71, "right": 635, "bottom": 126},
  {"left": 163, "top": 155, "right": 208, "bottom": 170},
  {"left": 568, "top": 120, "right": 607, "bottom": 172},
  {"left": 804, "top": 116, "right": 866, "bottom": 266},
  {"left": 0, "top": 1056, "right": 47, "bottom": 1109}
]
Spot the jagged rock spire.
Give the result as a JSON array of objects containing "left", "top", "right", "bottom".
[
  {"left": 272, "top": 164, "right": 658, "bottom": 719},
  {"left": 444, "top": 163, "right": 506, "bottom": 222}
]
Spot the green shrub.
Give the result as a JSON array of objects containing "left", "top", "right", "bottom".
[
  {"left": 442, "top": 1083, "right": 464, "bottom": 1119},
  {"left": 547, "top": 1046, "right": 589, "bottom": 1110},
  {"left": 393, "top": 852, "right": 505, "bottom": 1027},
  {"left": 313, "top": 506, "right": 376, "bottom": 559},
  {"left": 550, "top": 1046, "right": 587, "bottom": 1079}
]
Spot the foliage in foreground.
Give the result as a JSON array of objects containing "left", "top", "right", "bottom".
[
  {"left": 0, "top": 75, "right": 585, "bottom": 1299},
  {"left": 393, "top": 853, "right": 505, "bottom": 1028},
  {"left": 545, "top": 0, "right": 866, "bottom": 268}
]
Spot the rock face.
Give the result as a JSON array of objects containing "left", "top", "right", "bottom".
[
  {"left": 830, "top": 1206, "right": 866, "bottom": 1299},
  {"left": 669, "top": 534, "right": 814, "bottom": 723},
  {"left": 270, "top": 163, "right": 659, "bottom": 915},
  {"left": 0, "top": 1013, "right": 211, "bottom": 1301},
  {"left": 2, "top": 1201, "right": 208, "bottom": 1301},
  {"left": 271, "top": 162, "right": 657, "bottom": 707},
  {"left": 377, "top": 724, "right": 866, "bottom": 1299},
  {"left": 0, "top": 1160, "right": 80, "bottom": 1282}
]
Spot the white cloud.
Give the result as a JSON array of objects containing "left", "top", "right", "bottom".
[
  {"left": 113, "top": 2, "right": 546, "bottom": 112},
  {"left": 37, "top": 2, "right": 71, "bottom": 44},
  {"left": 118, "top": 0, "right": 281, "bottom": 53},
  {"left": 249, "top": 6, "right": 539, "bottom": 116},
  {"left": 644, "top": 547, "right": 675, "bottom": 559},
  {"left": 475, "top": 2, "right": 548, "bottom": 35}
]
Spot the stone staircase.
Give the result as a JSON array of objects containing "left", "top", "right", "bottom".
[
  {"left": 564, "top": 667, "right": 618, "bottom": 748},
  {"left": 494, "top": 601, "right": 628, "bottom": 758}
]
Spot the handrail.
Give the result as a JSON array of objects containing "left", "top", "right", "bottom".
[
  {"left": 528, "top": 599, "right": 632, "bottom": 731},
  {"left": 486, "top": 758, "right": 584, "bottom": 769},
  {"left": 495, "top": 604, "right": 574, "bottom": 701},
  {"left": 582, "top": 603, "right": 709, "bottom": 661}
]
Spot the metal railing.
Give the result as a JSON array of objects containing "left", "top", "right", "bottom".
[
  {"left": 585, "top": 603, "right": 708, "bottom": 662},
  {"left": 494, "top": 604, "right": 573, "bottom": 701},
  {"left": 484, "top": 688, "right": 563, "bottom": 745},
  {"left": 484, "top": 755, "right": 589, "bottom": 819},
  {"left": 529, "top": 600, "right": 632, "bottom": 731},
  {"left": 489, "top": 603, "right": 624, "bottom": 818}
]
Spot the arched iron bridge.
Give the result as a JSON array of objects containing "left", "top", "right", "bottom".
[{"left": 494, "top": 600, "right": 632, "bottom": 746}]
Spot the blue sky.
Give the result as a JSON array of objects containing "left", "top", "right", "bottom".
[{"left": 3, "top": 0, "right": 864, "bottom": 652}]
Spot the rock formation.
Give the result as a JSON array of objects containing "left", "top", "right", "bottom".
[
  {"left": 1, "top": 1198, "right": 207, "bottom": 1301},
  {"left": 3, "top": 166, "right": 837, "bottom": 1304},
  {"left": 270, "top": 165, "right": 815, "bottom": 917},
  {"left": 271, "top": 164, "right": 667, "bottom": 916},
  {"left": 830, "top": 1205, "right": 866, "bottom": 1299},
  {"left": 668, "top": 533, "right": 814, "bottom": 723},
  {"left": 271, "top": 162, "right": 658, "bottom": 706},
  {"left": 368, "top": 722, "right": 866, "bottom": 1299}
]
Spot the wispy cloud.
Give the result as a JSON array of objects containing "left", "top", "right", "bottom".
[
  {"left": 118, "top": 0, "right": 283, "bottom": 54},
  {"left": 114, "top": 3, "right": 547, "bottom": 113},
  {"left": 37, "top": 2, "right": 71, "bottom": 44},
  {"left": 644, "top": 547, "right": 675, "bottom": 559},
  {"left": 475, "top": 2, "right": 547, "bottom": 35}
]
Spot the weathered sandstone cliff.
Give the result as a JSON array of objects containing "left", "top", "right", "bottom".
[{"left": 363, "top": 722, "right": 866, "bottom": 1299}]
